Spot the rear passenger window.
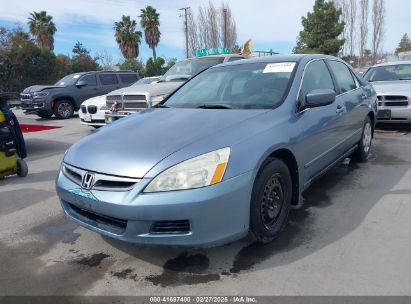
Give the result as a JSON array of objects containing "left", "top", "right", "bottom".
[
  {"left": 79, "top": 74, "right": 97, "bottom": 86},
  {"left": 300, "top": 60, "right": 335, "bottom": 97},
  {"left": 327, "top": 61, "right": 357, "bottom": 94},
  {"left": 119, "top": 73, "right": 138, "bottom": 84},
  {"left": 99, "top": 74, "right": 118, "bottom": 85}
]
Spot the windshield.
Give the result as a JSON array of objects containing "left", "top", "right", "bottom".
[
  {"left": 164, "top": 62, "right": 296, "bottom": 109},
  {"left": 54, "top": 74, "right": 82, "bottom": 86},
  {"left": 159, "top": 57, "right": 225, "bottom": 82},
  {"left": 363, "top": 64, "right": 411, "bottom": 82}
]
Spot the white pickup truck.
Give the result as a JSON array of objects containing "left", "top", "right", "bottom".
[{"left": 104, "top": 54, "right": 245, "bottom": 123}]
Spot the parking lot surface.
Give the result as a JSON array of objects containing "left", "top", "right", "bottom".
[{"left": 1, "top": 110, "right": 411, "bottom": 296}]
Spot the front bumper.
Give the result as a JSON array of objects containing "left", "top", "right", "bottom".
[
  {"left": 105, "top": 111, "right": 130, "bottom": 124},
  {"left": 55, "top": 169, "right": 253, "bottom": 247},
  {"left": 20, "top": 98, "right": 50, "bottom": 113},
  {"left": 79, "top": 110, "right": 106, "bottom": 126},
  {"left": 377, "top": 105, "right": 411, "bottom": 123}
]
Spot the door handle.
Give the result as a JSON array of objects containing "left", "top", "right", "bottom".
[{"left": 336, "top": 105, "right": 345, "bottom": 114}]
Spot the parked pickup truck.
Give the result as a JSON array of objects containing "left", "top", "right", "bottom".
[
  {"left": 105, "top": 54, "right": 245, "bottom": 123},
  {"left": 20, "top": 71, "right": 139, "bottom": 119}
]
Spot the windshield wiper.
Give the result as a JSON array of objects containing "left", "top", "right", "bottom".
[
  {"left": 156, "top": 104, "right": 169, "bottom": 108},
  {"left": 196, "top": 104, "right": 233, "bottom": 109}
]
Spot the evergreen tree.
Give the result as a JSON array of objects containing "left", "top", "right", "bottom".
[
  {"left": 395, "top": 33, "right": 411, "bottom": 56},
  {"left": 294, "top": 0, "right": 345, "bottom": 55}
]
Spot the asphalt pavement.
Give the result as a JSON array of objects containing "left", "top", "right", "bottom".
[{"left": 0, "top": 110, "right": 410, "bottom": 296}]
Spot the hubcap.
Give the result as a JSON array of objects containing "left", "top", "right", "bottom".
[
  {"left": 58, "top": 102, "right": 72, "bottom": 118},
  {"left": 260, "top": 174, "right": 285, "bottom": 230},
  {"left": 363, "top": 122, "right": 372, "bottom": 153}
]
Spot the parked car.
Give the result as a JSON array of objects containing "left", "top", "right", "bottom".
[
  {"left": 20, "top": 71, "right": 139, "bottom": 119},
  {"left": 56, "top": 54, "right": 377, "bottom": 247},
  {"left": 363, "top": 61, "right": 411, "bottom": 123},
  {"left": 79, "top": 95, "right": 107, "bottom": 128},
  {"left": 104, "top": 54, "right": 245, "bottom": 123},
  {"left": 134, "top": 76, "right": 161, "bottom": 85}
]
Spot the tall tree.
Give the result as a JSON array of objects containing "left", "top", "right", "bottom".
[
  {"left": 371, "top": 0, "right": 385, "bottom": 62},
  {"left": 395, "top": 33, "right": 411, "bottom": 56},
  {"left": 187, "top": 2, "right": 238, "bottom": 56},
  {"left": 139, "top": 6, "right": 161, "bottom": 60},
  {"left": 358, "top": 0, "right": 370, "bottom": 66},
  {"left": 294, "top": 0, "right": 345, "bottom": 55},
  {"left": 27, "top": 11, "right": 57, "bottom": 50},
  {"left": 114, "top": 15, "right": 142, "bottom": 59},
  {"left": 347, "top": 0, "right": 357, "bottom": 57}
]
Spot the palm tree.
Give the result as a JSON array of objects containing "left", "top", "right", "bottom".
[
  {"left": 114, "top": 15, "right": 142, "bottom": 59},
  {"left": 27, "top": 11, "right": 57, "bottom": 50},
  {"left": 139, "top": 6, "right": 161, "bottom": 60}
]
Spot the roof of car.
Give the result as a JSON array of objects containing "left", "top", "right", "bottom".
[
  {"left": 371, "top": 61, "right": 411, "bottom": 68},
  {"left": 214, "top": 54, "right": 337, "bottom": 66}
]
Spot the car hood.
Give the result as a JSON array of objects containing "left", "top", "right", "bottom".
[
  {"left": 371, "top": 81, "right": 411, "bottom": 94},
  {"left": 22, "top": 85, "right": 61, "bottom": 93},
  {"left": 81, "top": 95, "right": 106, "bottom": 106},
  {"left": 64, "top": 108, "right": 266, "bottom": 178},
  {"left": 107, "top": 81, "right": 184, "bottom": 97}
]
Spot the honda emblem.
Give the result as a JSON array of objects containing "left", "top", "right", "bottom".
[{"left": 81, "top": 172, "right": 95, "bottom": 190}]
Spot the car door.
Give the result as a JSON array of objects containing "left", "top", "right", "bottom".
[
  {"left": 98, "top": 73, "right": 121, "bottom": 94},
  {"left": 326, "top": 60, "right": 365, "bottom": 152},
  {"left": 76, "top": 74, "right": 100, "bottom": 103},
  {"left": 293, "top": 59, "right": 346, "bottom": 183}
]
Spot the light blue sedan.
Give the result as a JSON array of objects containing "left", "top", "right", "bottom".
[{"left": 56, "top": 55, "right": 377, "bottom": 247}]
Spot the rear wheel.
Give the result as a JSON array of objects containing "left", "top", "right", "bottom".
[
  {"left": 249, "top": 158, "right": 292, "bottom": 244},
  {"left": 54, "top": 100, "right": 74, "bottom": 119},
  {"left": 353, "top": 116, "right": 373, "bottom": 162},
  {"left": 17, "top": 158, "right": 28, "bottom": 177}
]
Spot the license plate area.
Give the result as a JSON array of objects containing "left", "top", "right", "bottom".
[
  {"left": 84, "top": 114, "right": 92, "bottom": 122},
  {"left": 377, "top": 109, "right": 391, "bottom": 119}
]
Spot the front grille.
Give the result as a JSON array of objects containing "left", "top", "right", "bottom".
[
  {"left": 106, "top": 95, "right": 121, "bottom": 101},
  {"left": 123, "top": 95, "right": 146, "bottom": 101},
  {"left": 87, "top": 105, "right": 97, "bottom": 114},
  {"left": 68, "top": 203, "right": 127, "bottom": 234},
  {"left": 20, "top": 93, "right": 31, "bottom": 100},
  {"left": 106, "top": 95, "right": 148, "bottom": 111},
  {"left": 379, "top": 95, "right": 409, "bottom": 107},
  {"left": 62, "top": 163, "right": 140, "bottom": 191},
  {"left": 81, "top": 105, "right": 87, "bottom": 113},
  {"left": 150, "top": 220, "right": 191, "bottom": 235}
]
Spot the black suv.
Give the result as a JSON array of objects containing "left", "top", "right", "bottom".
[{"left": 20, "top": 71, "right": 139, "bottom": 119}]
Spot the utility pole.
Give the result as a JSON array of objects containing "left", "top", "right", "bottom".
[
  {"left": 179, "top": 7, "right": 190, "bottom": 59},
  {"left": 223, "top": 8, "right": 227, "bottom": 48}
]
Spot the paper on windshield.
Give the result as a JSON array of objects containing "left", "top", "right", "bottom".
[{"left": 263, "top": 62, "right": 296, "bottom": 73}]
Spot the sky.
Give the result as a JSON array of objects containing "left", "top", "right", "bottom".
[{"left": 0, "top": 0, "right": 409, "bottom": 64}]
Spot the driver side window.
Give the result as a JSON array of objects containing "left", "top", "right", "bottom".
[
  {"left": 300, "top": 60, "right": 335, "bottom": 97},
  {"left": 79, "top": 74, "right": 97, "bottom": 86}
]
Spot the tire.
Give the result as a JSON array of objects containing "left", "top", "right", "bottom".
[
  {"left": 17, "top": 158, "right": 28, "bottom": 177},
  {"left": 37, "top": 113, "right": 53, "bottom": 119},
  {"left": 353, "top": 116, "right": 373, "bottom": 162},
  {"left": 249, "top": 158, "right": 292, "bottom": 244},
  {"left": 54, "top": 100, "right": 74, "bottom": 119}
]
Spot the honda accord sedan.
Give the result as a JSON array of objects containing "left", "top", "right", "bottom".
[{"left": 56, "top": 54, "right": 377, "bottom": 247}]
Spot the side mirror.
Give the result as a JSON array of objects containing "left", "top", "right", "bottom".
[
  {"left": 76, "top": 80, "right": 87, "bottom": 87},
  {"left": 305, "top": 89, "right": 336, "bottom": 108}
]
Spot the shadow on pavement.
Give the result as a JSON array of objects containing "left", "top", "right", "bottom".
[{"left": 102, "top": 140, "right": 411, "bottom": 287}]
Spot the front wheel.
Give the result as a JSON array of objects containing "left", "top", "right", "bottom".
[
  {"left": 353, "top": 116, "right": 373, "bottom": 162},
  {"left": 17, "top": 158, "right": 28, "bottom": 177},
  {"left": 249, "top": 158, "right": 292, "bottom": 244},
  {"left": 54, "top": 100, "right": 74, "bottom": 119}
]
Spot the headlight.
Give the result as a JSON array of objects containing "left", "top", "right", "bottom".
[
  {"left": 151, "top": 95, "right": 165, "bottom": 106},
  {"left": 144, "top": 147, "right": 230, "bottom": 193},
  {"left": 33, "top": 91, "right": 49, "bottom": 98}
]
